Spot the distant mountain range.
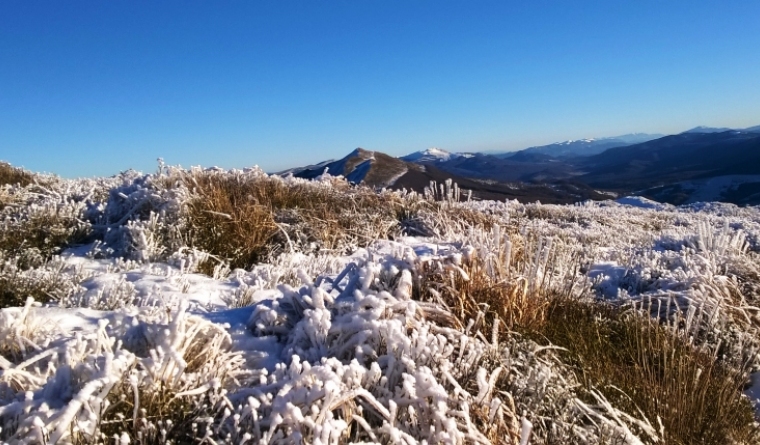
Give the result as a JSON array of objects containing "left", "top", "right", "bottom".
[
  {"left": 287, "top": 148, "right": 608, "bottom": 204},
  {"left": 282, "top": 124, "right": 760, "bottom": 205},
  {"left": 578, "top": 130, "right": 760, "bottom": 205},
  {"left": 683, "top": 124, "right": 760, "bottom": 134},
  {"left": 500, "top": 133, "right": 664, "bottom": 160},
  {"left": 681, "top": 126, "right": 735, "bottom": 134}
]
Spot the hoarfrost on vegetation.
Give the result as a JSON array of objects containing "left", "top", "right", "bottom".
[{"left": 0, "top": 162, "right": 759, "bottom": 443}]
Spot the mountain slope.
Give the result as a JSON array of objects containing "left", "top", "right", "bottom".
[
  {"left": 421, "top": 152, "right": 579, "bottom": 183},
  {"left": 500, "top": 133, "right": 663, "bottom": 159},
  {"left": 578, "top": 131, "right": 760, "bottom": 203},
  {"left": 682, "top": 124, "right": 760, "bottom": 134},
  {"left": 291, "top": 148, "right": 410, "bottom": 188},
  {"left": 682, "top": 126, "right": 734, "bottom": 134}
]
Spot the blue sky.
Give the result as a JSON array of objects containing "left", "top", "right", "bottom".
[{"left": 2, "top": 1, "right": 759, "bottom": 178}]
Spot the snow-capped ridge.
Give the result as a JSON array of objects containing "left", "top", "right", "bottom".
[
  {"left": 400, "top": 147, "right": 463, "bottom": 163},
  {"left": 501, "top": 133, "right": 664, "bottom": 159}
]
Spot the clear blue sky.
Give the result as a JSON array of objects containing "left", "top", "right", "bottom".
[{"left": 2, "top": 1, "right": 759, "bottom": 178}]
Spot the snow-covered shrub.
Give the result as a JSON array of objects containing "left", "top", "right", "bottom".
[
  {"left": 0, "top": 183, "right": 90, "bottom": 270},
  {"left": 88, "top": 168, "right": 190, "bottom": 262},
  {"left": 499, "top": 333, "right": 651, "bottom": 445},
  {"left": 231, "top": 259, "right": 527, "bottom": 444},
  {"left": 0, "top": 304, "right": 243, "bottom": 444},
  {"left": 97, "top": 304, "right": 244, "bottom": 443},
  {"left": 62, "top": 275, "right": 139, "bottom": 310},
  {"left": 0, "top": 317, "right": 135, "bottom": 443},
  {"left": 0, "top": 255, "right": 87, "bottom": 308},
  {"left": 234, "top": 251, "right": 352, "bottom": 297}
]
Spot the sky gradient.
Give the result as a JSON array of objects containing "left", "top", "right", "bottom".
[{"left": 2, "top": 1, "right": 760, "bottom": 178}]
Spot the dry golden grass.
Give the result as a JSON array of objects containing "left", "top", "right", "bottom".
[
  {"left": 416, "top": 256, "right": 550, "bottom": 335},
  {"left": 95, "top": 382, "right": 204, "bottom": 444},
  {"left": 0, "top": 162, "right": 34, "bottom": 188},
  {"left": 181, "top": 172, "right": 405, "bottom": 270},
  {"left": 433, "top": 284, "right": 760, "bottom": 444},
  {"left": 464, "top": 375, "right": 523, "bottom": 445},
  {"left": 413, "top": 221, "right": 759, "bottom": 444},
  {"left": 526, "top": 298, "right": 760, "bottom": 445},
  {"left": 184, "top": 176, "right": 278, "bottom": 270}
]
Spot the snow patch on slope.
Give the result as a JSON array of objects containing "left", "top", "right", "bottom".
[
  {"left": 400, "top": 147, "right": 461, "bottom": 163},
  {"left": 615, "top": 196, "right": 672, "bottom": 211},
  {"left": 345, "top": 159, "right": 373, "bottom": 184},
  {"left": 384, "top": 166, "right": 409, "bottom": 187},
  {"left": 679, "top": 175, "right": 760, "bottom": 203}
]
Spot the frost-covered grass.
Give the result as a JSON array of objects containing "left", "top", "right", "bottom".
[
  {"left": 0, "top": 163, "right": 34, "bottom": 189},
  {"left": 180, "top": 167, "right": 406, "bottom": 269},
  {"left": 0, "top": 162, "right": 759, "bottom": 444},
  {"left": 532, "top": 298, "right": 759, "bottom": 444}
]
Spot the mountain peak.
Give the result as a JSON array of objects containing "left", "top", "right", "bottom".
[
  {"left": 400, "top": 147, "right": 460, "bottom": 163},
  {"left": 421, "top": 147, "right": 449, "bottom": 156},
  {"left": 349, "top": 147, "right": 373, "bottom": 157},
  {"left": 289, "top": 147, "right": 410, "bottom": 188}
]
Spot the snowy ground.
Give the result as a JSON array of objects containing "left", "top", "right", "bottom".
[{"left": 1, "top": 165, "right": 760, "bottom": 444}]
